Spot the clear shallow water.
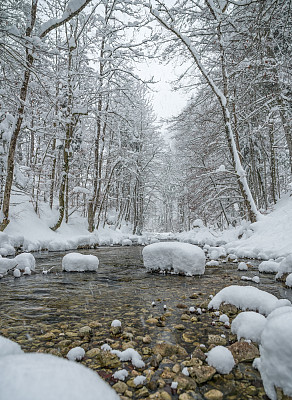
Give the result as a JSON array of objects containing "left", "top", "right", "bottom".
[{"left": 1, "top": 246, "right": 291, "bottom": 399}]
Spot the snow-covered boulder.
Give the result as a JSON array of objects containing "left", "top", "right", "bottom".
[
  {"left": 275, "top": 254, "right": 292, "bottom": 280},
  {"left": 238, "top": 262, "right": 248, "bottom": 271},
  {"left": 0, "top": 335, "right": 24, "bottom": 357},
  {"left": 286, "top": 273, "right": 292, "bottom": 287},
  {"left": 0, "top": 232, "right": 15, "bottom": 256},
  {"left": 266, "top": 306, "right": 292, "bottom": 321},
  {"left": 258, "top": 260, "right": 279, "bottom": 273},
  {"left": 14, "top": 253, "right": 36, "bottom": 271},
  {"left": 142, "top": 242, "right": 206, "bottom": 276},
  {"left": 206, "top": 346, "right": 235, "bottom": 374},
  {"left": 122, "top": 239, "right": 132, "bottom": 246},
  {"left": 231, "top": 311, "right": 266, "bottom": 343},
  {"left": 255, "top": 312, "right": 292, "bottom": 400},
  {"left": 207, "top": 246, "right": 226, "bottom": 260},
  {"left": 208, "top": 285, "right": 291, "bottom": 316},
  {"left": 0, "top": 258, "right": 18, "bottom": 275},
  {"left": 0, "top": 353, "right": 119, "bottom": 400},
  {"left": 62, "top": 253, "right": 99, "bottom": 272}
]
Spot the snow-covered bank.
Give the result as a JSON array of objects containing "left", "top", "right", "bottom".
[
  {"left": 1, "top": 193, "right": 292, "bottom": 262},
  {"left": 177, "top": 195, "right": 292, "bottom": 260}
]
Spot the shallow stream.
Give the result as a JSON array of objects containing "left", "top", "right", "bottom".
[{"left": 1, "top": 246, "right": 291, "bottom": 399}]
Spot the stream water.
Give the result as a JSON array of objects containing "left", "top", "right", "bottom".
[{"left": 1, "top": 246, "right": 291, "bottom": 399}]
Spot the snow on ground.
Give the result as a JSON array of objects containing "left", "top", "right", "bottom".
[
  {"left": 206, "top": 346, "right": 235, "bottom": 374},
  {"left": 62, "top": 253, "right": 99, "bottom": 272},
  {"left": 255, "top": 312, "right": 292, "bottom": 400},
  {"left": 275, "top": 254, "right": 292, "bottom": 279},
  {"left": 0, "top": 352, "right": 119, "bottom": 400},
  {"left": 142, "top": 242, "right": 206, "bottom": 276},
  {"left": 258, "top": 260, "right": 280, "bottom": 273},
  {"left": 208, "top": 285, "right": 291, "bottom": 316},
  {"left": 231, "top": 311, "right": 266, "bottom": 343}
]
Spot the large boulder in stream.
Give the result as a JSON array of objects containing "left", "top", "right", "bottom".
[{"left": 142, "top": 242, "right": 206, "bottom": 276}]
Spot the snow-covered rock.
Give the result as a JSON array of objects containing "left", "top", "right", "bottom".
[
  {"left": 258, "top": 260, "right": 279, "bottom": 273},
  {"left": 0, "top": 232, "right": 15, "bottom": 256},
  {"left": 111, "top": 320, "right": 121, "bottom": 327},
  {"left": 208, "top": 246, "right": 226, "bottom": 260},
  {"left": 286, "top": 273, "right": 292, "bottom": 287},
  {"left": 206, "top": 346, "right": 235, "bottom": 374},
  {"left": 0, "top": 335, "right": 24, "bottom": 357},
  {"left": 238, "top": 262, "right": 248, "bottom": 271},
  {"left": 266, "top": 306, "right": 292, "bottom": 321},
  {"left": 122, "top": 239, "right": 132, "bottom": 246},
  {"left": 66, "top": 346, "right": 85, "bottom": 361},
  {"left": 275, "top": 254, "right": 292, "bottom": 279},
  {"left": 112, "top": 348, "right": 145, "bottom": 368},
  {"left": 62, "top": 253, "right": 99, "bottom": 272},
  {"left": 133, "top": 375, "right": 146, "bottom": 386},
  {"left": 0, "top": 258, "right": 17, "bottom": 275},
  {"left": 206, "top": 260, "right": 219, "bottom": 267},
  {"left": 241, "top": 275, "right": 260, "bottom": 284},
  {"left": 13, "top": 268, "right": 21, "bottom": 278},
  {"left": 256, "top": 312, "right": 292, "bottom": 400},
  {"left": 231, "top": 311, "right": 266, "bottom": 343},
  {"left": 113, "top": 369, "right": 128, "bottom": 381},
  {"left": 208, "top": 285, "right": 291, "bottom": 316},
  {"left": 0, "top": 353, "right": 119, "bottom": 400},
  {"left": 14, "top": 253, "right": 36, "bottom": 271},
  {"left": 142, "top": 242, "right": 206, "bottom": 276}
]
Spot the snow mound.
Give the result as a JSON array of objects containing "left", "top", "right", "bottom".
[
  {"left": 62, "top": 253, "right": 99, "bottom": 272},
  {"left": 122, "top": 239, "right": 132, "bottom": 246},
  {"left": 14, "top": 253, "right": 36, "bottom": 271},
  {"left": 286, "top": 274, "right": 292, "bottom": 287},
  {"left": 66, "top": 347, "right": 85, "bottom": 361},
  {"left": 0, "top": 335, "right": 24, "bottom": 357},
  {"left": 208, "top": 285, "right": 291, "bottom": 316},
  {"left": 241, "top": 275, "right": 260, "bottom": 284},
  {"left": 142, "top": 242, "right": 205, "bottom": 276},
  {"left": 208, "top": 246, "right": 226, "bottom": 260},
  {"left": 0, "top": 353, "right": 119, "bottom": 400},
  {"left": 112, "top": 348, "right": 145, "bottom": 368},
  {"left": 206, "top": 346, "right": 235, "bottom": 374},
  {"left": 275, "top": 254, "right": 292, "bottom": 279},
  {"left": 257, "top": 313, "right": 292, "bottom": 400},
  {"left": 266, "top": 306, "right": 292, "bottom": 321},
  {"left": 0, "top": 258, "right": 17, "bottom": 275},
  {"left": 206, "top": 260, "right": 219, "bottom": 266},
  {"left": 258, "top": 260, "right": 279, "bottom": 273},
  {"left": 133, "top": 375, "right": 146, "bottom": 386},
  {"left": 231, "top": 311, "right": 266, "bottom": 343},
  {"left": 238, "top": 262, "right": 248, "bottom": 271},
  {"left": 113, "top": 369, "right": 128, "bottom": 381}
]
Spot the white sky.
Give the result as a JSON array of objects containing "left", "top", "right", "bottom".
[{"left": 137, "top": 59, "right": 188, "bottom": 121}]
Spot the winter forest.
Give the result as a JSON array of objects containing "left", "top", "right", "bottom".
[
  {"left": 1, "top": 1, "right": 292, "bottom": 400},
  {"left": 1, "top": 0, "right": 291, "bottom": 236}
]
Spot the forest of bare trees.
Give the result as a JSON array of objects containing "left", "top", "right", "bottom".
[{"left": 0, "top": 0, "right": 291, "bottom": 233}]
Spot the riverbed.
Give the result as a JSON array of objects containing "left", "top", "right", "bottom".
[{"left": 1, "top": 246, "right": 291, "bottom": 399}]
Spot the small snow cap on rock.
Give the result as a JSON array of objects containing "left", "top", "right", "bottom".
[
  {"left": 231, "top": 311, "right": 266, "bottom": 343},
  {"left": 111, "top": 320, "right": 121, "bottom": 328},
  {"left": 24, "top": 266, "right": 31, "bottom": 275},
  {"left": 13, "top": 268, "right": 21, "bottom": 278},
  {"left": 238, "top": 262, "right": 248, "bottom": 271},
  {"left": 62, "top": 253, "right": 99, "bottom": 272},
  {"left": 66, "top": 346, "right": 85, "bottom": 361},
  {"left": 142, "top": 242, "right": 206, "bottom": 276},
  {"left": 0, "top": 353, "right": 119, "bottom": 400},
  {"left": 206, "top": 346, "right": 235, "bottom": 374},
  {"left": 276, "top": 254, "right": 292, "bottom": 279}
]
